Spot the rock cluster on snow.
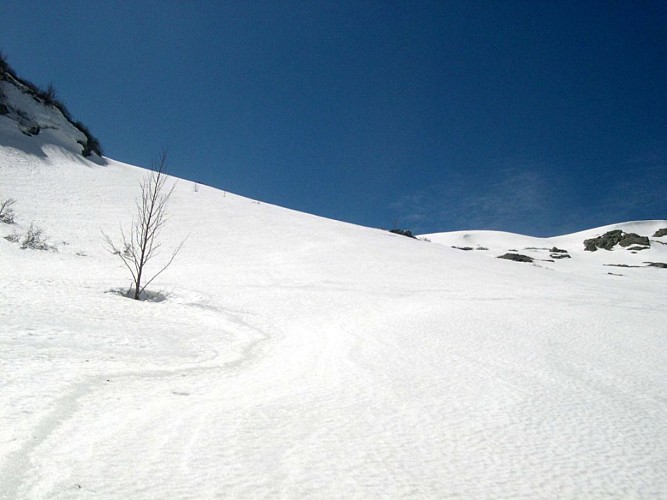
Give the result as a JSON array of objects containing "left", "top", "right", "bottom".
[
  {"left": 583, "top": 230, "right": 650, "bottom": 252},
  {"left": 497, "top": 252, "right": 534, "bottom": 263},
  {"left": 550, "top": 247, "right": 571, "bottom": 259}
]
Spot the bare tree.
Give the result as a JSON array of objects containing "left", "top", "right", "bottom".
[
  {"left": 0, "top": 196, "right": 17, "bottom": 224},
  {"left": 103, "top": 151, "right": 183, "bottom": 300}
]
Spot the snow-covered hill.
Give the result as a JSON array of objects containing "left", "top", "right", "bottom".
[
  {"left": 1, "top": 141, "right": 666, "bottom": 498},
  {"left": 0, "top": 60, "right": 102, "bottom": 159},
  {"left": 423, "top": 222, "right": 667, "bottom": 273}
]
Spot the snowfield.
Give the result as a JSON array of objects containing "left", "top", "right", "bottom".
[{"left": 1, "top": 142, "right": 666, "bottom": 498}]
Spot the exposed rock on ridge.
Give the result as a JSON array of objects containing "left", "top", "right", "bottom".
[
  {"left": 584, "top": 230, "right": 650, "bottom": 252},
  {"left": 0, "top": 55, "right": 103, "bottom": 158}
]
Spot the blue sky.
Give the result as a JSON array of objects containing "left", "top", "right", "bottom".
[{"left": 2, "top": 1, "right": 666, "bottom": 236}]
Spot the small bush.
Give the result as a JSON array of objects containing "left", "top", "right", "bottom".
[
  {"left": 41, "top": 83, "right": 58, "bottom": 106},
  {"left": 0, "top": 50, "right": 8, "bottom": 73},
  {"left": 20, "top": 222, "right": 54, "bottom": 251},
  {"left": 0, "top": 197, "right": 17, "bottom": 224},
  {"left": 74, "top": 120, "right": 103, "bottom": 157},
  {"left": 0, "top": 52, "right": 21, "bottom": 82},
  {"left": 4, "top": 232, "right": 19, "bottom": 243}
]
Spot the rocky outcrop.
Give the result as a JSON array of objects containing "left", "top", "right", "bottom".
[
  {"left": 498, "top": 253, "right": 533, "bottom": 263},
  {"left": 549, "top": 247, "right": 571, "bottom": 259},
  {"left": 389, "top": 229, "right": 417, "bottom": 239},
  {"left": 653, "top": 228, "right": 667, "bottom": 238},
  {"left": 0, "top": 56, "right": 103, "bottom": 158},
  {"left": 619, "top": 234, "right": 650, "bottom": 247},
  {"left": 584, "top": 230, "right": 650, "bottom": 251}
]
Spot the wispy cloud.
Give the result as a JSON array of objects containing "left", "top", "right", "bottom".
[
  {"left": 461, "top": 166, "right": 556, "bottom": 230},
  {"left": 389, "top": 192, "right": 438, "bottom": 228},
  {"left": 390, "top": 152, "right": 667, "bottom": 236},
  {"left": 390, "top": 161, "right": 567, "bottom": 236}
]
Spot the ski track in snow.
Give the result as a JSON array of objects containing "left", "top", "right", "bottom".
[
  {"left": 1, "top": 146, "right": 667, "bottom": 498},
  {"left": 1, "top": 304, "right": 271, "bottom": 499}
]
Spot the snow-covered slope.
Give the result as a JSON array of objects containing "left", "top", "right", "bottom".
[{"left": 1, "top": 144, "right": 666, "bottom": 498}]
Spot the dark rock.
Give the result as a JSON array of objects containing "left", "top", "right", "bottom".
[
  {"left": 584, "top": 230, "right": 650, "bottom": 251},
  {"left": 389, "top": 229, "right": 416, "bottom": 239},
  {"left": 19, "top": 124, "right": 40, "bottom": 136},
  {"left": 653, "top": 228, "right": 667, "bottom": 238},
  {"left": 619, "top": 233, "right": 650, "bottom": 247},
  {"left": 497, "top": 253, "right": 534, "bottom": 263},
  {"left": 626, "top": 245, "right": 649, "bottom": 251},
  {"left": 645, "top": 262, "right": 667, "bottom": 269},
  {"left": 452, "top": 246, "right": 473, "bottom": 251},
  {"left": 584, "top": 230, "right": 622, "bottom": 251},
  {"left": 0, "top": 103, "right": 8, "bottom": 115},
  {"left": 549, "top": 247, "right": 570, "bottom": 259},
  {"left": 584, "top": 240, "right": 600, "bottom": 252}
]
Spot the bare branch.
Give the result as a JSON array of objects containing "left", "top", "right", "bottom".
[
  {"left": 139, "top": 237, "right": 185, "bottom": 295},
  {"left": 0, "top": 196, "right": 17, "bottom": 224}
]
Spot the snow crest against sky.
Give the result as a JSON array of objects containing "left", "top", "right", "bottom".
[{"left": 2, "top": 0, "right": 666, "bottom": 236}]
